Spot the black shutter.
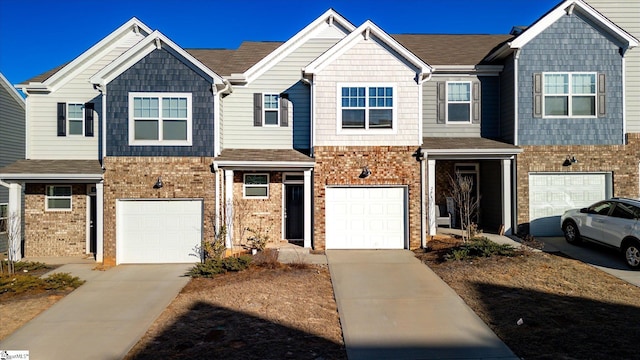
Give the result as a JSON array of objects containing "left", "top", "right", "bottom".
[
  {"left": 253, "top": 93, "right": 262, "bottom": 126},
  {"left": 598, "top": 73, "right": 606, "bottom": 117},
  {"left": 472, "top": 81, "right": 481, "bottom": 124},
  {"left": 436, "top": 82, "right": 445, "bottom": 124},
  {"left": 57, "top": 103, "right": 66, "bottom": 136},
  {"left": 84, "top": 103, "right": 94, "bottom": 137},
  {"left": 280, "top": 97, "right": 288, "bottom": 127},
  {"left": 533, "top": 73, "right": 542, "bottom": 118}
]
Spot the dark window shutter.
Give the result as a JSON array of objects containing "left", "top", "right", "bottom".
[
  {"left": 437, "top": 82, "right": 445, "bottom": 124},
  {"left": 598, "top": 73, "right": 606, "bottom": 117},
  {"left": 57, "top": 102, "right": 66, "bottom": 136},
  {"left": 253, "top": 93, "right": 262, "bottom": 126},
  {"left": 533, "top": 73, "right": 542, "bottom": 118},
  {"left": 472, "top": 81, "right": 481, "bottom": 124},
  {"left": 84, "top": 103, "right": 94, "bottom": 137},
  {"left": 280, "top": 97, "right": 288, "bottom": 127}
]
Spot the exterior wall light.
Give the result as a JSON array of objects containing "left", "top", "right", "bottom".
[
  {"left": 153, "top": 176, "right": 163, "bottom": 189},
  {"left": 359, "top": 166, "right": 371, "bottom": 178}
]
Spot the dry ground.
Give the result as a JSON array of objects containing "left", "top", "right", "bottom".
[
  {"left": 125, "top": 263, "right": 346, "bottom": 360},
  {"left": 415, "top": 237, "right": 640, "bottom": 360}
]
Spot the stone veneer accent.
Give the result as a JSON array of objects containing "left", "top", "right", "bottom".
[
  {"left": 24, "top": 183, "right": 88, "bottom": 257},
  {"left": 516, "top": 133, "right": 640, "bottom": 232},
  {"left": 230, "top": 172, "right": 283, "bottom": 248},
  {"left": 313, "top": 146, "right": 422, "bottom": 250},
  {"left": 102, "top": 157, "right": 215, "bottom": 265}
]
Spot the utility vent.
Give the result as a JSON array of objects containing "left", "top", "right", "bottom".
[{"left": 510, "top": 26, "right": 528, "bottom": 36}]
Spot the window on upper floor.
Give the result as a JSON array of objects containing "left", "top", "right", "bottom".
[
  {"left": 46, "top": 185, "right": 72, "bottom": 211},
  {"left": 436, "top": 81, "right": 480, "bottom": 125},
  {"left": 244, "top": 174, "right": 269, "bottom": 198},
  {"left": 338, "top": 85, "right": 394, "bottom": 131},
  {"left": 57, "top": 102, "right": 94, "bottom": 137},
  {"left": 0, "top": 203, "right": 7, "bottom": 234},
  {"left": 253, "top": 93, "right": 289, "bottom": 127},
  {"left": 534, "top": 72, "right": 605, "bottom": 118},
  {"left": 128, "top": 93, "right": 192, "bottom": 146}
]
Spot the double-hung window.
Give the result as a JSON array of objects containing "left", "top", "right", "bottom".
[
  {"left": 46, "top": 185, "right": 72, "bottom": 211},
  {"left": 446, "top": 82, "right": 471, "bottom": 123},
  {"left": 543, "top": 73, "right": 596, "bottom": 117},
  {"left": 339, "top": 85, "right": 394, "bottom": 130},
  {"left": 263, "top": 94, "right": 279, "bottom": 126},
  {"left": 244, "top": 174, "right": 269, "bottom": 198},
  {"left": 129, "top": 93, "right": 192, "bottom": 145},
  {"left": 67, "top": 103, "right": 84, "bottom": 135},
  {"left": 0, "top": 203, "right": 7, "bottom": 234},
  {"left": 57, "top": 102, "right": 94, "bottom": 137}
]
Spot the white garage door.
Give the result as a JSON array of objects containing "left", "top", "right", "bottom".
[
  {"left": 325, "top": 187, "right": 406, "bottom": 249},
  {"left": 117, "top": 200, "right": 203, "bottom": 264},
  {"left": 529, "top": 173, "right": 611, "bottom": 236}
]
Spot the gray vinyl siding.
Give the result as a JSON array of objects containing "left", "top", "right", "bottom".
[
  {"left": 106, "top": 48, "right": 215, "bottom": 157},
  {"left": 422, "top": 75, "right": 500, "bottom": 138},
  {"left": 517, "top": 12, "right": 624, "bottom": 145},
  {"left": 499, "top": 55, "right": 515, "bottom": 143},
  {"left": 222, "top": 38, "right": 342, "bottom": 150}
]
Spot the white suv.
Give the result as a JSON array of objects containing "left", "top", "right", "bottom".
[{"left": 561, "top": 198, "right": 640, "bottom": 269}]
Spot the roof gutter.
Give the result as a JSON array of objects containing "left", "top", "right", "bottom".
[
  {"left": 0, "top": 173, "right": 104, "bottom": 181},
  {"left": 213, "top": 160, "right": 315, "bottom": 169}
]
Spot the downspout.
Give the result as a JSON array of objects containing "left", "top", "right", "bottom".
[
  {"left": 420, "top": 150, "right": 427, "bottom": 249},
  {"left": 212, "top": 162, "right": 220, "bottom": 235},
  {"left": 213, "top": 80, "right": 232, "bottom": 157},
  {"left": 513, "top": 49, "right": 520, "bottom": 146}
]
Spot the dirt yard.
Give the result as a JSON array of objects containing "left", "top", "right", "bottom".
[
  {"left": 415, "top": 237, "right": 640, "bottom": 360},
  {"left": 125, "top": 263, "right": 346, "bottom": 360}
]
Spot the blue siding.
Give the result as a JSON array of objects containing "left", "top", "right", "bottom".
[
  {"left": 479, "top": 76, "right": 501, "bottom": 139},
  {"left": 106, "top": 49, "right": 215, "bottom": 156},
  {"left": 517, "top": 13, "right": 623, "bottom": 145}
]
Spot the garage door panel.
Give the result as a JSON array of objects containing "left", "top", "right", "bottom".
[
  {"left": 325, "top": 187, "right": 406, "bottom": 249},
  {"left": 118, "top": 200, "right": 203, "bottom": 264},
  {"left": 529, "top": 173, "right": 610, "bottom": 236}
]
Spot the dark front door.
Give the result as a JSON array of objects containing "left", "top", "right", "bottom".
[
  {"left": 285, "top": 184, "right": 304, "bottom": 240},
  {"left": 89, "top": 195, "right": 97, "bottom": 255}
]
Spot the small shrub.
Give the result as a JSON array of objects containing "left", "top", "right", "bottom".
[
  {"left": 1, "top": 260, "right": 51, "bottom": 275},
  {"left": 253, "top": 249, "right": 281, "bottom": 269},
  {"left": 221, "top": 255, "right": 252, "bottom": 272},
  {"left": 188, "top": 256, "right": 252, "bottom": 278},
  {"left": 43, "top": 273, "right": 85, "bottom": 290},
  {"left": 0, "top": 274, "right": 44, "bottom": 295},
  {"left": 445, "top": 237, "right": 516, "bottom": 261}
]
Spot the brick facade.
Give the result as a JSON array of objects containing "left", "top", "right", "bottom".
[
  {"left": 102, "top": 157, "right": 215, "bottom": 265},
  {"left": 230, "top": 171, "right": 284, "bottom": 249},
  {"left": 313, "top": 146, "right": 422, "bottom": 250},
  {"left": 516, "top": 133, "right": 640, "bottom": 231},
  {"left": 24, "top": 183, "right": 88, "bottom": 257}
]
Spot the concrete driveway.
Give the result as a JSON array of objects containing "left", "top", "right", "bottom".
[
  {"left": 327, "top": 250, "right": 518, "bottom": 360},
  {"left": 539, "top": 237, "right": 640, "bottom": 287},
  {"left": 0, "top": 263, "right": 191, "bottom": 359}
]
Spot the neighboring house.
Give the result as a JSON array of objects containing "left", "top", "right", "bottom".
[
  {"left": 1, "top": 0, "right": 638, "bottom": 264},
  {"left": 0, "top": 72, "right": 25, "bottom": 254},
  {"left": 486, "top": 0, "right": 639, "bottom": 236}
]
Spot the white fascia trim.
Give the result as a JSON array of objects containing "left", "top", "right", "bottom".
[
  {"left": 241, "top": 9, "right": 356, "bottom": 84},
  {"left": 40, "top": 18, "right": 152, "bottom": 91},
  {"left": 214, "top": 161, "right": 315, "bottom": 169},
  {"left": 304, "top": 20, "right": 432, "bottom": 78},
  {"left": 431, "top": 65, "right": 503, "bottom": 75},
  {"left": 90, "top": 31, "right": 224, "bottom": 86},
  {"left": 426, "top": 148, "right": 522, "bottom": 156},
  {"left": 0, "top": 72, "right": 25, "bottom": 107},
  {"left": 0, "top": 174, "right": 103, "bottom": 181},
  {"left": 510, "top": 0, "right": 639, "bottom": 50}
]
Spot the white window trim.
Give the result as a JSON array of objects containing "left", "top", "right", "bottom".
[
  {"left": 542, "top": 72, "right": 597, "bottom": 118},
  {"left": 67, "top": 103, "right": 85, "bottom": 136},
  {"left": 446, "top": 81, "right": 472, "bottom": 124},
  {"left": 128, "top": 92, "right": 193, "bottom": 146},
  {"left": 243, "top": 173, "right": 269, "bottom": 199},
  {"left": 336, "top": 83, "right": 397, "bottom": 135},
  {"left": 263, "top": 93, "right": 280, "bottom": 127},
  {"left": 0, "top": 203, "right": 7, "bottom": 234},
  {"left": 45, "top": 185, "right": 73, "bottom": 211}
]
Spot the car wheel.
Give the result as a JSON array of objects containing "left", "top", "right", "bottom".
[
  {"left": 623, "top": 240, "right": 640, "bottom": 270},
  {"left": 563, "top": 221, "right": 581, "bottom": 244}
]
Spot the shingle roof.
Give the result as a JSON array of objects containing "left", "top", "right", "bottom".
[
  {"left": 22, "top": 63, "right": 68, "bottom": 84},
  {"left": 0, "top": 160, "right": 103, "bottom": 175},
  {"left": 215, "top": 149, "right": 313, "bottom": 163},
  {"left": 422, "top": 137, "right": 521, "bottom": 151},
  {"left": 392, "top": 34, "right": 513, "bottom": 65},
  {"left": 187, "top": 41, "right": 283, "bottom": 77}
]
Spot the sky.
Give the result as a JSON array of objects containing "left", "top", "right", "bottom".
[{"left": 0, "top": 0, "right": 560, "bottom": 87}]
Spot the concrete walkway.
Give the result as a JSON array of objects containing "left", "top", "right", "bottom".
[
  {"left": 327, "top": 250, "right": 518, "bottom": 360},
  {"left": 0, "top": 264, "right": 191, "bottom": 359}
]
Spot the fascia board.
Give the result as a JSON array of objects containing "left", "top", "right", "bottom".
[
  {"left": 426, "top": 148, "right": 523, "bottom": 156},
  {"left": 44, "top": 18, "right": 152, "bottom": 88},
  {"left": 0, "top": 173, "right": 103, "bottom": 181},
  {"left": 213, "top": 160, "right": 315, "bottom": 169},
  {"left": 511, "top": 0, "right": 638, "bottom": 49},
  {"left": 431, "top": 65, "right": 503, "bottom": 75},
  {"left": 305, "top": 20, "right": 432, "bottom": 76},
  {"left": 241, "top": 9, "right": 356, "bottom": 83},
  {"left": 0, "top": 72, "right": 25, "bottom": 108}
]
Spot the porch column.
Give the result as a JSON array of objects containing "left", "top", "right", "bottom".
[
  {"left": 224, "top": 170, "right": 234, "bottom": 248},
  {"left": 8, "top": 183, "right": 22, "bottom": 261},
  {"left": 96, "top": 181, "right": 104, "bottom": 263},
  {"left": 303, "top": 169, "right": 312, "bottom": 248},
  {"left": 428, "top": 159, "right": 437, "bottom": 236},
  {"left": 501, "top": 159, "right": 513, "bottom": 235}
]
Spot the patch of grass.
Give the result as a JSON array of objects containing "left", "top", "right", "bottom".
[
  {"left": 1, "top": 260, "right": 51, "bottom": 275},
  {"left": 445, "top": 237, "right": 516, "bottom": 261}
]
